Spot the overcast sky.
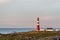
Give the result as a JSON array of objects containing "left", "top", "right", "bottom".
[{"left": 0, "top": 0, "right": 60, "bottom": 28}]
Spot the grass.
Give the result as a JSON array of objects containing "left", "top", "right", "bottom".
[{"left": 0, "top": 31, "right": 60, "bottom": 40}]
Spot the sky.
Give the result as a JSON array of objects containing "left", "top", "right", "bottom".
[{"left": 0, "top": 0, "right": 60, "bottom": 28}]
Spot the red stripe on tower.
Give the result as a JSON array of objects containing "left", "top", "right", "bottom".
[{"left": 36, "top": 17, "right": 40, "bottom": 32}]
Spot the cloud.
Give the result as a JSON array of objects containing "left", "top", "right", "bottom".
[
  {"left": 0, "top": 0, "right": 15, "bottom": 5},
  {"left": 40, "top": 16, "right": 57, "bottom": 21},
  {"left": 0, "top": 0, "right": 11, "bottom": 3}
]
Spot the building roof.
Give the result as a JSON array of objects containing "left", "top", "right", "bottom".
[{"left": 46, "top": 28, "right": 53, "bottom": 29}]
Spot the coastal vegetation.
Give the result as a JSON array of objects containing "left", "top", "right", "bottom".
[{"left": 0, "top": 31, "right": 60, "bottom": 40}]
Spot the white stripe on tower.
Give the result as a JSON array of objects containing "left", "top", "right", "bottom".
[
  {"left": 37, "top": 21, "right": 39, "bottom": 22},
  {"left": 37, "top": 24, "right": 39, "bottom": 25}
]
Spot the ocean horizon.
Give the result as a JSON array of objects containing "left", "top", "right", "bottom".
[
  {"left": 0, "top": 28, "right": 36, "bottom": 34},
  {"left": 0, "top": 28, "right": 60, "bottom": 34}
]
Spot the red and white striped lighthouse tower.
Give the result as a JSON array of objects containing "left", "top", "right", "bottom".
[{"left": 36, "top": 17, "right": 40, "bottom": 32}]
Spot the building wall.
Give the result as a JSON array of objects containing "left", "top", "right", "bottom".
[
  {"left": 40, "top": 29, "right": 45, "bottom": 31},
  {"left": 46, "top": 29, "right": 54, "bottom": 31}
]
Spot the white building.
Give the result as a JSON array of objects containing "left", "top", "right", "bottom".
[
  {"left": 40, "top": 29, "right": 45, "bottom": 31},
  {"left": 45, "top": 28, "right": 54, "bottom": 31},
  {"left": 40, "top": 28, "right": 60, "bottom": 31},
  {"left": 55, "top": 29, "right": 59, "bottom": 31}
]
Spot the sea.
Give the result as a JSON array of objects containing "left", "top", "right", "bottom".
[
  {"left": 0, "top": 28, "right": 60, "bottom": 34},
  {"left": 0, "top": 28, "right": 36, "bottom": 34}
]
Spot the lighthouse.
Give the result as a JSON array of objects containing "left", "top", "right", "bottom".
[{"left": 36, "top": 17, "right": 40, "bottom": 32}]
